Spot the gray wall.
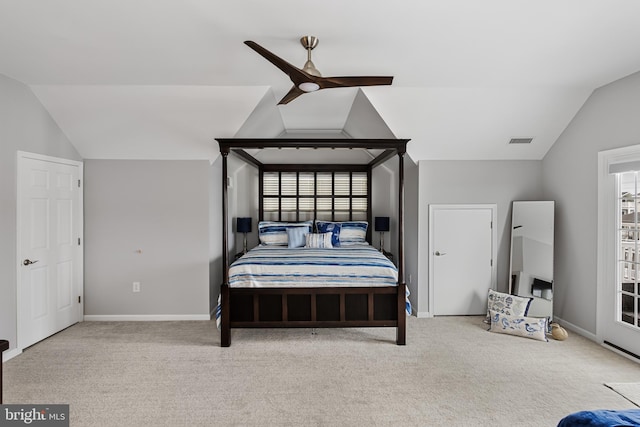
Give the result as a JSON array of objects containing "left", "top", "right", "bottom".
[
  {"left": 372, "top": 162, "right": 397, "bottom": 253},
  {"left": 0, "top": 73, "right": 81, "bottom": 355},
  {"left": 343, "top": 90, "right": 396, "bottom": 139},
  {"left": 84, "top": 160, "right": 210, "bottom": 317},
  {"left": 230, "top": 160, "right": 259, "bottom": 253},
  {"left": 542, "top": 70, "right": 640, "bottom": 334},
  {"left": 415, "top": 160, "right": 543, "bottom": 315}
]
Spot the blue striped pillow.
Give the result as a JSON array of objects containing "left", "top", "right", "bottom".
[
  {"left": 315, "top": 221, "right": 368, "bottom": 245},
  {"left": 258, "top": 221, "right": 313, "bottom": 246},
  {"left": 305, "top": 232, "right": 333, "bottom": 248}
]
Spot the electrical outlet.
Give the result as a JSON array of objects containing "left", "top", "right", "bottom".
[
  {"left": 408, "top": 274, "right": 412, "bottom": 284},
  {"left": 133, "top": 282, "right": 141, "bottom": 292}
]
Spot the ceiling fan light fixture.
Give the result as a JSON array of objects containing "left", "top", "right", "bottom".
[
  {"left": 298, "top": 82, "right": 320, "bottom": 92},
  {"left": 244, "top": 36, "right": 393, "bottom": 104}
]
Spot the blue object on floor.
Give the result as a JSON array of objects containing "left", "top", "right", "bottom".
[{"left": 557, "top": 409, "right": 640, "bottom": 426}]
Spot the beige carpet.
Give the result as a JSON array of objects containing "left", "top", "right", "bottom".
[
  {"left": 605, "top": 383, "right": 640, "bottom": 407},
  {"left": 4, "top": 316, "right": 640, "bottom": 426}
]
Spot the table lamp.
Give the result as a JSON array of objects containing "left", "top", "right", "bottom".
[
  {"left": 374, "top": 216, "right": 390, "bottom": 252},
  {"left": 237, "top": 217, "right": 252, "bottom": 254}
]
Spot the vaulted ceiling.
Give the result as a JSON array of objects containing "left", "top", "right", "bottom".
[{"left": 1, "top": 1, "right": 639, "bottom": 162}]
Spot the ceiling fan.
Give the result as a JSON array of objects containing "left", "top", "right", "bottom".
[{"left": 244, "top": 36, "right": 393, "bottom": 105}]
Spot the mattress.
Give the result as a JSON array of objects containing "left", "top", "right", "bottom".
[{"left": 228, "top": 244, "right": 398, "bottom": 288}]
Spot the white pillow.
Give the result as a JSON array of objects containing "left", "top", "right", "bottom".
[
  {"left": 485, "top": 289, "right": 533, "bottom": 323},
  {"left": 258, "top": 221, "right": 313, "bottom": 246},
  {"left": 489, "top": 310, "right": 548, "bottom": 342}
]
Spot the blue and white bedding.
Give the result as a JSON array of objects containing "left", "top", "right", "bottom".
[
  {"left": 215, "top": 244, "right": 411, "bottom": 328},
  {"left": 229, "top": 244, "right": 398, "bottom": 288}
]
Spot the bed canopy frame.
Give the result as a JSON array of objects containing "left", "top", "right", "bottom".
[{"left": 216, "top": 138, "right": 410, "bottom": 347}]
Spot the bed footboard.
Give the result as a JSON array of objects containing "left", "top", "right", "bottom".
[
  {"left": 221, "top": 284, "right": 231, "bottom": 347},
  {"left": 221, "top": 285, "right": 405, "bottom": 346}
]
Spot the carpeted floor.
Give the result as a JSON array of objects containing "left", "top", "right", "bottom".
[{"left": 4, "top": 316, "right": 640, "bottom": 426}]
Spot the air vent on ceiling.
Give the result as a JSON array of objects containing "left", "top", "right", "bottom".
[{"left": 509, "top": 138, "right": 534, "bottom": 144}]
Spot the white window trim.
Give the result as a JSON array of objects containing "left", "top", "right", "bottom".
[{"left": 597, "top": 144, "right": 640, "bottom": 343}]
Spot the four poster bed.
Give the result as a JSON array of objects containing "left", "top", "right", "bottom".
[{"left": 216, "top": 138, "right": 410, "bottom": 347}]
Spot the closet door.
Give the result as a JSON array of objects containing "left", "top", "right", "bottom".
[
  {"left": 17, "top": 152, "right": 83, "bottom": 350},
  {"left": 429, "top": 204, "right": 496, "bottom": 316}
]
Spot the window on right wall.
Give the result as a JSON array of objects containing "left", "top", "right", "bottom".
[
  {"left": 617, "top": 171, "right": 640, "bottom": 328},
  {"left": 598, "top": 145, "right": 640, "bottom": 356}
]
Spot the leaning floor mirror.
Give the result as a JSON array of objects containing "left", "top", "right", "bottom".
[{"left": 509, "top": 201, "right": 555, "bottom": 322}]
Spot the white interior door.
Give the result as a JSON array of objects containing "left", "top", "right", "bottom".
[
  {"left": 429, "top": 204, "right": 496, "bottom": 316},
  {"left": 17, "top": 152, "right": 83, "bottom": 350}
]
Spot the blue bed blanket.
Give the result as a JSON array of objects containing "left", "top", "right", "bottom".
[
  {"left": 557, "top": 409, "right": 640, "bottom": 426},
  {"left": 215, "top": 245, "right": 411, "bottom": 329},
  {"left": 229, "top": 244, "right": 398, "bottom": 288}
]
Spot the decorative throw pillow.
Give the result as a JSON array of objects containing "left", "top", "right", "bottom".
[
  {"left": 489, "top": 310, "right": 548, "bottom": 342},
  {"left": 485, "top": 289, "right": 533, "bottom": 323},
  {"left": 286, "top": 226, "right": 308, "bottom": 248},
  {"left": 258, "top": 221, "right": 313, "bottom": 246},
  {"left": 316, "top": 222, "right": 341, "bottom": 247},
  {"left": 305, "top": 232, "right": 333, "bottom": 249},
  {"left": 315, "top": 220, "right": 368, "bottom": 245},
  {"left": 336, "top": 221, "right": 368, "bottom": 245}
]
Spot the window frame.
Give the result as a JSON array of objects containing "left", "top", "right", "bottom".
[
  {"left": 259, "top": 164, "right": 371, "bottom": 227},
  {"left": 616, "top": 171, "right": 640, "bottom": 328},
  {"left": 597, "top": 145, "right": 640, "bottom": 343}
]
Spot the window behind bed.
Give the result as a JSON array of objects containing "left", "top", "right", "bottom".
[{"left": 260, "top": 168, "right": 370, "bottom": 223}]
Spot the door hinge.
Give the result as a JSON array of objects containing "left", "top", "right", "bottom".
[
  {"left": 78, "top": 179, "right": 81, "bottom": 188},
  {"left": 490, "top": 259, "right": 493, "bottom": 267},
  {"left": 78, "top": 237, "right": 81, "bottom": 246},
  {"left": 78, "top": 296, "right": 81, "bottom": 303}
]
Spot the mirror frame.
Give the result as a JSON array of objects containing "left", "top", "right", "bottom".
[{"left": 509, "top": 200, "right": 555, "bottom": 322}]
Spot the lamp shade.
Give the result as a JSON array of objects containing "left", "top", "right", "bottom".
[
  {"left": 236, "top": 217, "right": 252, "bottom": 233},
  {"left": 374, "top": 216, "right": 390, "bottom": 232}
]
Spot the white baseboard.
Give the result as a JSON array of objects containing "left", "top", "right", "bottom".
[
  {"left": 553, "top": 316, "right": 597, "bottom": 341},
  {"left": 3, "top": 347, "right": 22, "bottom": 363},
  {"left": 84, "top": 314, "right": 211, "bottom": 321},
  {"left": 415, "top": 311, "right": 432, "bottom": 318}
]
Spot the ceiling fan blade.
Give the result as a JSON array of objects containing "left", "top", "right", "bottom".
[
  {"left": 318, "top": 76, "right": 394, "bottom": 89},
  {"left": 244, "top": 40, "right": 312, "bottom": 85},
  {"left": 277, "top": 86, "right": 305, "bottom": 105}
]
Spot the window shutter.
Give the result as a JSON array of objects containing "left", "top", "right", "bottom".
[
  {"left": 263, "top": 172, "right": 279, "bottom": 195},
  {"left": 261, "top": 170, "right": 369, "bottom": 223}
]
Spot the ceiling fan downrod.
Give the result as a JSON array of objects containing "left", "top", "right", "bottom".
[{"left": 300, "top": 36, "right": 321, "bottom": 78}]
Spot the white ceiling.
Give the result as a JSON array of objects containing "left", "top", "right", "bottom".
[{"left": 1, "top": 0, "right": 640, "bottom": 162}]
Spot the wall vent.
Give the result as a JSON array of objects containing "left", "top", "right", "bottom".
[{"left": 509, "top": 137, "right": 533, "bottom": 144}]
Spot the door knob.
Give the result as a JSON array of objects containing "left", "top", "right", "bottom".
[
  {"left": 435, "top": 251, "right": 447, "bottom": 256},
  {"left": 23, "top": 259, "right": 39, "bottom": 266}
]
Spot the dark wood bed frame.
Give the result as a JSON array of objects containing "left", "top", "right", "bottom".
[{"left": 216, "top": 138, "right": 410, "bottom": 347}]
